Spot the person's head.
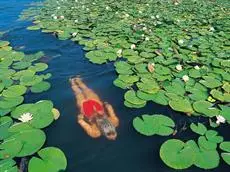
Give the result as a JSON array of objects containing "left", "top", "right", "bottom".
[{"left": 95, "top": 116, "right": 117, "bottom": 140}]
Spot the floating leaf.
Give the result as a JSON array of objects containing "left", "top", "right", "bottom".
[
  {"left": 190, "top": 123, "right": 207, "bottom": 135},
  {"left": 124, "top": 90, "right": 146, "bottom": 106},
  {"left": 0, "top": 139, "right": 23, "bottom": 159},
  {"left": 30, "top": 81, "right": 51, "bottom": 93},
  {"left": 0, "top": 96, "right": 24, "bottom": 109},
  {"left": 28, "top": 147, "right": 67, "bottom": 172},
  {"left": 193, "top": 101, "right": 220, "bottom": 117},
  {"left": 194, "top": 150, "right": 220, "bottom": 169},
  {"left": 2, "top": 85, "right": 27, "bottom": 98},
  {"left": 169, "top": 98, "right": 194, "bottom": 114},
  {"left": 160, "top": 139, "right": 197, "bottom": 169},
  {"left": 133, "top": 114, "right": 175, "bottom": 136},
  {"left": 11, "top": 100, "right": 54, "bottom": 129},
  {"left": 205, "top": 130, "right": 223, "bottom": 143},
  {"left": 199, "top": 76, "right": 222, "bottom": 89},
  {"left": 0, "top": 116, "right": 13, "bottom": 140},
  {"left": 7, "top": 123, "right": 46, "bottom": 157},
  {"left": 0, "top": 159, "right": 18, "bottom": 172}
]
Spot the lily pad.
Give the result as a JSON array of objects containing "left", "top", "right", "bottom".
[
  {"left": 7, "top": 123, "right": 46, "bottom": 157},
  {"left": 11, "top": 100, "right": 54, "bottom": 129},
  {"left": 190, "top": 123, "right": 207, "bottom": 135},
  {"left": 28, "top": 147, "right": 67, "bottom": 172},
  {"left": 124, "top": 90, "right": 146, "bottom": 106},
  {"left": 133, "top": 114, "right": 175, "bottom": 136},
  {"left": 0, "top": 96, "right": 24, "bottom": 109},
  {"left": 193, "top": 101, "right": 220, "bottom": 117},
  {"left": 30, "top": 81, "right": 51, "bottom": 93},
  {"left": 160, "top": 139, "right": 197, "bottom": 169},
  {"left": 0, "top": 139, "right": 23, "bottom": 159},
  {"left": 0, "top": 116, "right": 13, "bottom": 140},
  {"left": 169, "top": 98, "right": 194, "bottom": 114},
  {"left": 2, "top": 85, "right": 27, "bottom": 98},
  {"left": 0, "top": 159, "right": 18, "bottom": 172}
]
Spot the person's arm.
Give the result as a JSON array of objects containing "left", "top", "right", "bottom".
[
  {"left": 77, "top": 114, "right": 101, "bottom": 138},
  {"left": 104, "top": 103, "right": 119, "bottom": 127}
]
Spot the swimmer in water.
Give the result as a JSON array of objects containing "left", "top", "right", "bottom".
[{"left": 70, "top": 77, "right": 119, "bottom": 140}]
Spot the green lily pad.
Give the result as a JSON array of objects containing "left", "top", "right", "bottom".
[
  {"left": 12, "top": 61, "right": 32, "bottom": 70},
  {"left": 169, "top": 98, "right": 194, "bottom": 114},
  {"left": 221, "top": 153, "right": 230, "bottom": 166},
  {"left": 193, "top": 101, "right": 220, "bottom": 117},
  {"left": 28, "top": 147, "right": 67, "bottom": 172},
  {"left": 133, "top": 114, "right": 175, "bottom": 136},
  {"left": 11, "top": 100, "right": 54, "bottom": 129},
  {"left": 0, "top": 116, "right": 13, "bottom": 140},
  {"left": 0, "top": 41, "right": 10, "bottom": 48},
  {"left": 124, "top": 90, "right": 146, "bottom": 105},
  {"left": 29, "top": 63, "right": 48, "bottom": 72},
  {"left": 30, "top": 81, "right": 51, "bottom": 93},
  {"left": 198, "top": 136, "right": 217, "bottom": 151},
  {"left": 220, "top": 142, "right": 230, "bottom": 152},
  {"left": 0, "top": 96, "right": 24, "bottom": 109},
  {"left": 190, "top": 123, "right": 207, "bottom": 135},
  {"left": 160, "top": 139, "right": 197, "bottom": 169},
  {"left": 205, "top": 130, "right": 223, "bottom": 143},
  {"left": 194, "top": 150, "right": 220, "bottom": 169},
  {"left": 2, "top": 85, "right": 27, "bottom": 98},
  {"left": 0, "top": 139, "right": 23, "bottom": 159},
  {"left": 7, "top": 123, "right": 46, "bottom": 157},
  {"left": 199, "top": 76, "right": 222, "bottom": 89},
  {"left": 0, "top": 159, "right": 18, "bottom": 172}
]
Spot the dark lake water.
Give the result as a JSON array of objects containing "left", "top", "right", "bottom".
[{"left": 1, "top": 0, "right": 229, "bottom": 172}]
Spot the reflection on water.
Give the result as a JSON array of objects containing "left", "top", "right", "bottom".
[{"left": 1, "top": 0, "right": 230, "bottom": 172}]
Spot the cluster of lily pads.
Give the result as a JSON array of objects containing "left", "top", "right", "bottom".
[
  {"left": 133, "top": 115, "right": 230, "bottom": 169},
  {"left": 0, "top": 40, "right": 67, "bottom": 172},
  {"left": 160, "top": 122, "right": 230, "bottom": 169},
  {"left": 21, "top": 0, "right": 229, "bottom": 170},
  {"left": 22, "top": 0, "right": 230, "bottom": 124}
]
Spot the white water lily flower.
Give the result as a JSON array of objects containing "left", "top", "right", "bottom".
[
  {"left": 141, "top": 34, "right": 145, "bottom": 37},
  {"left": 146, "top": 4, "right": 149, "bottom": 6},
  {"left": 176, "top": 64, "right": 183, "bottom": 71},
  {"left": 124, "top": 13, "right": 129, "bottom": 18},
  {"left": 86, "top": 8, "right": 89, "bottom": 11},
  {"left": 149, "top": 29, "right": 152, "bottom": 32},
  {"left": 139, "top": 11, "right": 142, "bottom": 14},
  {"left": 115, "top": 11, "right": 118, "bottom": 14},
  {"left": 182, "top": 75, "right": 189, "bottom": 82},
  {"left": 117, "top": 49, "right": 123, "bottom": 56},
  {"left": 142, "top": 27, "right": 147, "bottom": 31},
  {"left": 216, "top": 115, "right": 226, "bottom": 124},
  {"left": 175, "top": 2, "right": 179, "bottom": 5},
  {"left": 53, "top": 16, "right": 58, "bottom": 20},
  {"left": 60, "top": 15, "right": 64, "bottom": 19},
  {"left": 72, "top": 32, "right": 77, "bottom": 37},
  {"left": 106, "top": 6, "right": 110, "bottom": 10},
  {"left": 57, "top": 6, "right": 61, "bottom": 10},
  {"left": 151, "top": 16, "right": 155, "bottom": 19},
  {"left": 157, "top": 21, "right": 162, "bottom": 25},
  {"left": 145, "top": 37, "right": 150, "bottom": 41},
  {"left": 156, "top": 15, "right": 160, "bottom": 19},
  {"left": 131, "top": 44, "right": 136, "bottom": 50},
  {"left": 18, "top": 113, "right": 33, "bottom": 123},
  {"left": 194, "top": 65, "right": 200, "bottom": 70},
  {"left": 209, "top": 27, "right": 215, "bottom": 32},
  {"left": 74, "top": 19, "right": 78, "bottom": 23},
  {"left": 178, "top": 39, "right": 184, "bottom": 44}
]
